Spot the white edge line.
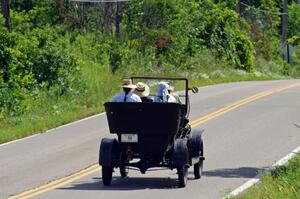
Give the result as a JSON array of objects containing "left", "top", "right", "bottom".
[
  {"left": 224, "top": 145, "right": 300, "bottom": 198},
  {"left": 0, "top": 112, "right": 106, "bottom": 147}
]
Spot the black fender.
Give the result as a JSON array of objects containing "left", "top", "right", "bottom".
[
  {"left": 172, "top": 138, "right": 189, "bottom": 167},
  {"left": 190, "top": 129, "right": 204, "bottom": 158},
  {"left": 99, "top": 138, "right": 118, "bottom": 166}
]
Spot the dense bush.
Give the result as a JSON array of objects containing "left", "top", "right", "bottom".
[
  {"left": 122, "top": 0, "right": 254, "bottom": 71},
  {"left": 190, "top": 3, "right": 254, "bottom": 70},
  {"left": 0, "top": 22, "right": 77, "bottom": 118},
  {"left": 11, "top": 0, "right": 60, "bottom": 26},
  {"left": 288, "top": 3, "right": 300, "bottom": 39},
  {"left": 240, "top": 0, "right": 281, "bottom": 61}
]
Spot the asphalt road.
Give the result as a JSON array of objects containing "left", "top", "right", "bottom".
[{"left": 1, "top": 80, "right": 300, "bottom": 199}]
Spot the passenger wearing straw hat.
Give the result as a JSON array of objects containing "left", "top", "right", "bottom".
[
  {"left": 112, "top": 79, "right": 142, "bottom": 102},
  {"left": 134, "top": 82, "right": 153, "bottom": 103}
]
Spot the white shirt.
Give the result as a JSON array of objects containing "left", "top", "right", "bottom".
[
  {"left": 154, "top": 94, "right": 177, "bottom": 103},
  {"left": 112, "top": 92, "right": 142, "bottom": 102}
]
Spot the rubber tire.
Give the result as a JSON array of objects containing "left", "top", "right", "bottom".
[
  {"left": 194, "top": 140, "right": 204, "bottom": 179},
  {"left": 120, "top": 165, "right": 129, "bottom": 178},
  {"left": 177, "top": 166, "right": 188, "bottom": 188},
  {"left": 194, "top": 160, "right": 203, "bottom": 179},
  {"left": 102, "top": 166, "right": 113, "bottom": 186}
]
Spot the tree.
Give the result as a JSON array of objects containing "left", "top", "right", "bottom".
[
  {"left": 1, "top": 0, "right": 11, "bottom": 30},
  {"left": 60, "top": 0, "right": 65, "bottom": 20},
  {"left": 288, "top": 3, "right": 300, "bottom": 38},
  {"left": 24, "top": 0, "right": 33, "bottom": 11}
]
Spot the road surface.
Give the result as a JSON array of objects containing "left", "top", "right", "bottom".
[{"left": 1, "top": 80, "right": 300, "bottom": 199}]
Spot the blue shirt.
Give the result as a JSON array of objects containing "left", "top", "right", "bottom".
[{"left": 112, "top": 92, "right": 142, "bottom": 102}]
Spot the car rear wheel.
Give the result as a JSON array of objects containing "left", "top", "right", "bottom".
[
  {"left": 102, "top": 166, "right": 113, "bottom": 186},
  {"left": 177, "top": 166, "right": 188, "bottom": 188},
  {"left": 194, "top": 140, "right": 204, "bottom": 179}
]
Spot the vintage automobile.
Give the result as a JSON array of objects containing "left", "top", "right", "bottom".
[{"left": 99, "top": 77, "right": 204, "bottom": 187}]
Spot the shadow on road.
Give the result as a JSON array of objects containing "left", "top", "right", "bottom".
[
  {"left": 58, "top": 167, "right": 203, "bottom": 191},
  {"left": 58, "top": 176, "right": 180, "bottom": 191},
  {"left": 58, "top": 167, "right": 262, "bottom": 192},
  {"left": 201, "top": 167, "right": 263, "bottom": 178}
]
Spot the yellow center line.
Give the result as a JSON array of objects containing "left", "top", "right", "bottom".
[
  {"left": 9, "top": 81, "right": 300, "bottom": 199},
  {"left": 191, "top": 82, "right": 300, "bottom": 127},
  {"left": 9, "top": 164, "right": 100, "bottom": 199}
]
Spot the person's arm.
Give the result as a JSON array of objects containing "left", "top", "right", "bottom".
[{"left": 167, "top": 94, "right": 177, "bottom": 103}]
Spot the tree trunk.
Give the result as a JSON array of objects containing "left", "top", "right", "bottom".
[
  {"left": 1, "top": 0, "right": 11, "bottom": 30},
  {"left": 24, "top": 0, "right": 32, "bottom": 11},
  {"left": 60, "top": 0, "right": 65, "bottom": 20},
  {"left": 79, "top": 2, "right": 85, "bottom": 28},
  {"left": 103, "top": 3, "right": 113, "bottom": 34},
  {"left": 115, "top": 2, "right": 121, "bottom": 37}
]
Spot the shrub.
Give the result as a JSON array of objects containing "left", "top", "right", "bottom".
[{"left": 0, "top": 25, "right": 77, "bottom": 118}]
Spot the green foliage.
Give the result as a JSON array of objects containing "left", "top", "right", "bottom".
[
  {"left": 288, "top": 3, "right": 300, "bottom": 39},
  {"left": 214, "top": 0, "right": 238, "bottom": 9},
  {"left": 0, "top": 24, "right": 77, "bottom": 117},
  {"left": 187, "top": 2, "right": 254, "bottom": 70},
  {"left": 11, "top": 0, "right": 60, "bottom": 26},
  {"left": 122, "top": 0, "right": 254, "bottom": 71},
  {"left": 241, "top": 0, "right": 281, "bottom": 61}
]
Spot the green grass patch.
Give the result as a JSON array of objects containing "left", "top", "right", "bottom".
[{"left": 233, "top": 154, "right": 300, "bottom": 199}]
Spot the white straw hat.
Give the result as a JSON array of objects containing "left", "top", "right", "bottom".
[
  {"left": 122, "top": 79, "right": 136, "bottom": 89},
  {"left": 134, "top": 82, "right": 150, "bottom": 97}
]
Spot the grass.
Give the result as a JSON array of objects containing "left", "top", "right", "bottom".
[{"left": 233, "top": 154, "right": 300, "bottom": 199}]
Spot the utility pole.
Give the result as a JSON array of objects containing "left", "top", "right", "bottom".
[
  {"left": 282, "top": 0, "right": 288, "bottom": 44},
  {"left": 282, "top": 0, "right": 289, "bottom": 63},
  {"left": 1, "top": 0, "right": 11, "bottom": 30}
]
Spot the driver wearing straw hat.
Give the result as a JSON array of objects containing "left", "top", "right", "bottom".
[
  {"left": 134, "top": 82, "right": 153, "bottom": 102},
  {"left": 112, "top": 79, "right": 142, "bottom": 102}
]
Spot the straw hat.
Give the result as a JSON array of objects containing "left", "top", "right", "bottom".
[
  {"left": 134, "top": 82, "right": 150, "bottom": 97},
  {"left": 168, "top": 85, "right": 174, "bottom": 92},
  {"left": 122, "top": 79, "right": 136, "bottom": 89}
]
